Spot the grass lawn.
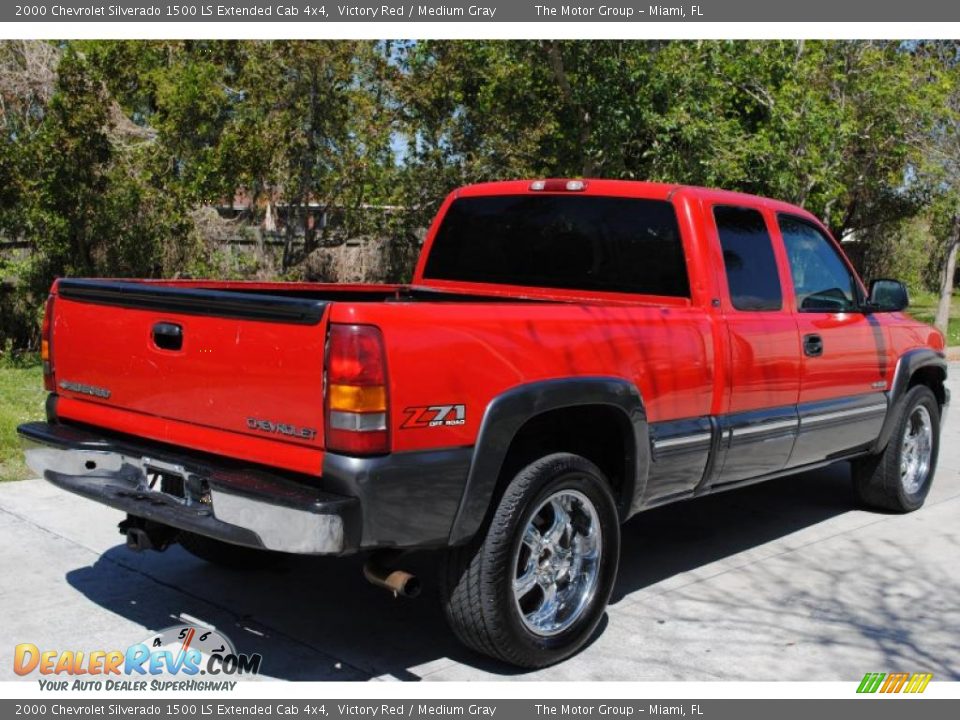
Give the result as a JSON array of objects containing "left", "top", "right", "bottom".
[
  {"left": 0, "top": 360, "right": 44, "bottom": 481},
  {"left": 908, "top": 290, "right": 960, "bottom": 347}
]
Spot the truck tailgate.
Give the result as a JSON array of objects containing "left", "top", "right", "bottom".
[{"left": 50, "top": 279, "right": 329, "bottom": 466}]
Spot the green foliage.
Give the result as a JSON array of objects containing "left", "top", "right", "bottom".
[
  {"left": 858, "top": 216, "right": 937, "bottom": 290},
  {"left": 84, "top": 40, "right": 401, "bottom": 252},
  {"left": 396, "top": 41, "right": 946, "bottom": 239},
  {"left": 2, "top": 39, "right": 960, "bottom": 350},
  {"left": 1, "top": 43, "right": 204, "bottom": 348}
]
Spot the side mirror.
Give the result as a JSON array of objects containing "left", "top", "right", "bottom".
[{"left": 868, "top": 279, "right": 909, "bottom": 312}]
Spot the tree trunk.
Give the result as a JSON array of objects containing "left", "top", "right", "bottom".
[
  {"left": 934, "top": 216, "right": 960, "bottom": 340},
  {"left": 303, "top": 205, "right": 317, "bottom": 256},
  {"left": 281, "top": 204, "right": 294, "bottom": 272},
  {"left": 544, "top": 41, "right": 594, "bottom": 177}
]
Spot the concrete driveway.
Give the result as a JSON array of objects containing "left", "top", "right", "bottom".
[{"left": 2, "top": 366, "right": 959, "bottom": 682}]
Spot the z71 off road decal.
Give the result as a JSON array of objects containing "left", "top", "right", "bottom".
[{"left": 401, "top": 404, "right": 466, "bottom": 429}]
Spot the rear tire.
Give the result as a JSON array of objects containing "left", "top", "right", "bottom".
[
  {"left": 440, "top": 453, "right": 620, "bottom": 668},
  {"left": 178, "top": 532, "right": 279, "bottom": 570},
  {"left": 853, "top": 385, "right": 940, "bottom": 513}
]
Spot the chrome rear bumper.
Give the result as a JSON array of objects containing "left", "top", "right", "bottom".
[{"left": 18, "top": 422, "right": 358, "bottom": 555}]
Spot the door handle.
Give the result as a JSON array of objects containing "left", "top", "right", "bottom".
[
  {"left": 803, "top": 333, "right": 823, "bottom": 357},
  {"left": 152, "top": 322, "right": 183, "bottom": 351}
]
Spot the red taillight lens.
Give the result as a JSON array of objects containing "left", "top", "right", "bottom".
[
  {"left": 325, "top": 324, "right": 389, "bottom": 456},
  {"left": 41, "top": 295, "right": 55, "bottom": 392},
  {"left": 327, "top": 324, "right": 386, "bottom": 385}
]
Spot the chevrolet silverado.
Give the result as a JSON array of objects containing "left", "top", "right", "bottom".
[{"left": 19, "top": 179, "right": 949, "bottom": 667}]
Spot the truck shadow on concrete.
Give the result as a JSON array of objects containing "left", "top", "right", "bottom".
[
  {"left": 64, "top": 461, "right": 958, "bottom": 680},
  {"left": 610, "top": 462, "right": 859, "bottom": 605}
]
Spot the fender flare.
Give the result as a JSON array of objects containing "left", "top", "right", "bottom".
[
  {"left": 447, "top": 376, "right": 648, "bottom": 546},
  {"left": 873, "top": 348, "right": 948, "bottom": 453}
]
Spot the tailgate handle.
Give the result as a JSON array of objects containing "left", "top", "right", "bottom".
[{"left": 152, "top": 322, "right": 183, "bottom": 351}]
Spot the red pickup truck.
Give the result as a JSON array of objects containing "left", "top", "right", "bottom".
[{"left": 19, "top": 179, "right": 949, "bottom": 668}]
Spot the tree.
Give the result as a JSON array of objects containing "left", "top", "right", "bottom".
[
  {"left": 86, "top": 40, "right": 402, "bottom": 268},
  {"left": 910, "top": 41, "right": 960, "bottom": 337},
  {"left": 0, "top": 41, "right": 58, "bottom": 246},
  {"left": 396, "top": 41, "right": 944, "bottom": 242},
  {"left": 3, "top": 39, "right": 960, "bottom": 351},
  {"left": 228, "top": 41, "right": 397, "bottom": 261},
  {"left": 0, "top": 44, "right": 198, "bottom": 349},
  {"left": 933, "top": 207, "right": 959, "bottom": 336},
  {"left": 589, "top": 40, "right": 942, "bottom": 239}
]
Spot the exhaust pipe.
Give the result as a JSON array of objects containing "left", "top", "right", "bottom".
[{"left": 363, "top": 554, "right": 421, "bottom": 598}]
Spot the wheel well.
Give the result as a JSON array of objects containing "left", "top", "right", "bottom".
[
  {"left": 494, "top": 405, "right": 635, "bottom": 518},
  {"left": 908, "top": 366, "right": 947, "bottom": 409}
]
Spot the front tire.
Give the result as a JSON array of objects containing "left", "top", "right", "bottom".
[
  {"left": 441, "top": 453, "right": 620, "bottom": 668},
  {"left": 853, "top": 385, "right": 940, "bottom": 513}
]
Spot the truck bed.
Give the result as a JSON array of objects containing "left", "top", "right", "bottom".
[{"left": 47, "top": 277, "right": 710, "bottom": 476}]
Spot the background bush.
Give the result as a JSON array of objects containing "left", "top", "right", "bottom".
[{"left": 2, "top": 39, "right": 960, "bottom": 354}]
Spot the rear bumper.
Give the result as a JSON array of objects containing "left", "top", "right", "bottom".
[
  {"left": 18, "top": 421, "right": 358, "bottom": 555},
  {"left": 18, "top": 420, "right": 475, "bottom": 554}
]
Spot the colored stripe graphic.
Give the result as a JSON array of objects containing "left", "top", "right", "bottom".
[
  {"left": 905, "top": 674, "right": 933, "bottom": 694},
  {"left": 857, "top": 673, "right": 885, "bottom": 693},
  {"left": 881, "top": 672, "right": 909, "bottom": 693},
  {"left": 857, "top": 672, "right": 932, "bottom": 694}
]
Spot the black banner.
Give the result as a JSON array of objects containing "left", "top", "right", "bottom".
[
  {"left": 3, "top": 0, "right": 959, "bottom": 23},
  {"left": 1, "top": 701, "right": 959, "bottom": 720}
]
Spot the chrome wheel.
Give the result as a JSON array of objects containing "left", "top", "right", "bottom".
[
  {"left": 900, "top": 405, "right": 933, "bottom": 494},
  {"left": 512, "top": 489, "right": 602, "bottom": 637}
]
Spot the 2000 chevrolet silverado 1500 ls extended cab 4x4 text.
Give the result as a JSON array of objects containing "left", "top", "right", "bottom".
[{"left": 19, "top": 179, "right": 949, "bottom": 667}]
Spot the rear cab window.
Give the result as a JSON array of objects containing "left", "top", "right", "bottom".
[
  {"left": 422, "top": 194, "right": 690, "bottom": 297},
  {"left": 713, "top": 205, "right": 783, "bottom": 311}
]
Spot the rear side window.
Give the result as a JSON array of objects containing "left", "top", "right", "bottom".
[
  {"left": 714, "top": 206, "right": 783, "bottom": 311},
  {"left": 423, "top": 195, "right": 690, "bottom": 297}
]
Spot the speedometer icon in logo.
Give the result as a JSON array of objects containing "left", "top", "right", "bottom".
[
  {"left": 136, "top": 620, "right": 237, "bottom": 676},
  {"left": 148, "top": 623, "right": 236, "bottom": 660},
  {"left": 134, "top": 616, "right": 263, "bottom": 677}
]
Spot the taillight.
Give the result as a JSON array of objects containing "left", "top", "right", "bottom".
[
  {"left": 325, "top": 324, "right": 389, "bottom": 455},
  {"left": 41, "top": 295, "right": 55, "bottom": 392}
]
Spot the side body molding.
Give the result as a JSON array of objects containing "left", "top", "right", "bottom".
[
  {"left": 873, "top": 348, "right": 949, "bottom": 453},
  {"left": 447, "top": 376, "right": 648, "bottom": 546}
]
